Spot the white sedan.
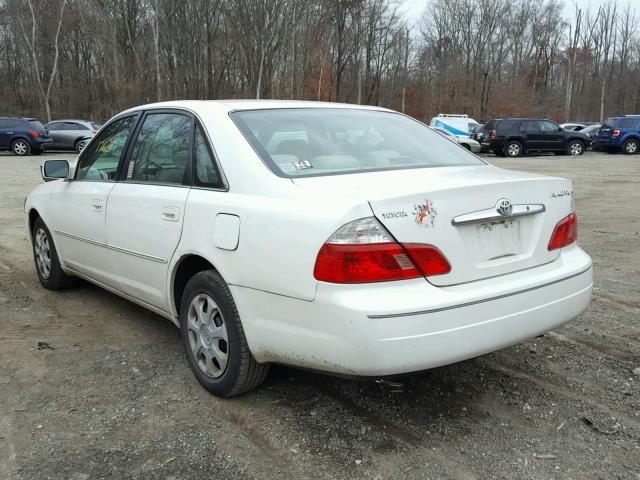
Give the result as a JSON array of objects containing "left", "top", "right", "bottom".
[{"left": 26, "top": 100, "right": 593, "bottom": 397}]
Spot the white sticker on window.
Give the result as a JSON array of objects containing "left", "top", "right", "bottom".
[{"left": 294, "top": 160, "right": 312, "bottom": 170}]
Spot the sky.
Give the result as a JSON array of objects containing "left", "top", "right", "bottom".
[{"left": 399, "top": 0, "right": 638, "bottom": 26}]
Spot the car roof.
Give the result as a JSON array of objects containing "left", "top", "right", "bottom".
[{"left": 121, "top": 99, "right": 393, "bottom": 116}]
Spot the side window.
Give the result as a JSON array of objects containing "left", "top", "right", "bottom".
[
  {"left": 540, "top": 121, "right": 559, "bottom": 133},
  {"left": 194, "top": 124, "right": 223, "bottom": 188},
  {"left": 76, "top": 116, "right": 137, "bottom": 181},
  {"left": 67, "top": 122, "right": 87, "bottom": 130},
  {"left": 0, "top": 119, "right": 15, "bottom": 129},
  {"left": 47, "top": 122, "right": 61, "bottom": 131},
  {"left": 126, "top": 113, "right": 192, "bottom": 185},
  {"left": 521, "top": 120, "right": 540, "bottom": 133},
  {"left": 619, "top": 118, "right": 634, "bottom": 129}
]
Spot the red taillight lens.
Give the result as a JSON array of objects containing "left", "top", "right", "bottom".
[
  {"left": 314, "top": 217, "right": 451, "bottom": 283},
  {"left": 28, "top": 128, "right": 40, "bottom": 138},
  {"left": 548, "top": 213, "right": 577, "bottom": 251},
  {"left": 612, "top": 129, "right": 620, "bottom": 137},
  {"left": 490, "top": 129, "right": 497, "bottom": 139},
  {"left": 314, "top": 242, "right": 450, "bottom": 283},
  {"left": 314, "top": 243, "right": 420, "bottom": 283},
  {"left": 403, "top": 244, "right": 451, "bottom": 276}
]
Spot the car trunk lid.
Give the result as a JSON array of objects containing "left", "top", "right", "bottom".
[{"left": 293, "top": 166, "right": 574, "bottom": 286}]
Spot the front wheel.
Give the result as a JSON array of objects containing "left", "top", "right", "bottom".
[
  {"left": 180, "top": 270, "right": 269, "bottom": 397},
  {"left": 567, "top": 141, "right": 584, "bottom": 156},
  {"left": 623, "top": 139, "right": 639, "bottom": 155},
  {"left": 32, "top": 218, "right": 77, "bottom": 290},
  {"left": 504, "top": 141, "right": 522, "bottom": 157},
  {"left": 12, "top": 139, "right": 31, "bottom": 156},
  {"left": 76, "top": 139, "right": 88, "bottom": 153}
]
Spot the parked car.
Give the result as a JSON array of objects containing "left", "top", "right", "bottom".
[
  {"left": 45, "top": 119, "right": 101, "bottom": 153},
  {"left": 26, "top": 100, "right": 592, "bottom": 397},
  {"left": 430, "top": 113, "right": 479, "bottom": 139},
  {"left": 484, "top": 118, "right": 590, "bottom": 157},
  {"left": 560, "top": 122, "right": 597, "bottom": 132},
  {"left": 433, "top": 126, "right": 481, "bottom": 153},
  {"left": 594, "top": 115, "right": 640, "bottom": 154},
  {"left": 580, "top": 124, "right": 601, "bottom": 149},
  {"left": 0, "top": 117, "right": 52, "bottom": 155}
]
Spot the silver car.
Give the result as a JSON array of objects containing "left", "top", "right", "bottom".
[
  {"left": 432, "top": 126, "right": 482, "bottom": 153},
  {"left": 45, "top": 119, "right": 101, "bottom": 153}
]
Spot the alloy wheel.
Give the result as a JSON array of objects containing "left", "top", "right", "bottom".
[
  {"left": 187, "top": 294, "right": 229, "bottom": 378},
  {"left": 34, "top": 228, "right": 51, "bottom": 279},
  {"left": 13, "top": 140, "right": 28, "bottom": 155},
  {"left": 626, "top": 141, "right": 638, "bottom": 154},
  {"left": 569, "top": 142, "right": 583, "bottom": 155},
  {"left": 77, "top": 140, "right": 87, "bottom": 152},
  {"left": 507, "top": 143, "right": 520, "bottom": 157}
]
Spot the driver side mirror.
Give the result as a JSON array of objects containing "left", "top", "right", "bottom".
[{"left": 41, "top": 159, "right": 70, "bottom": 182}]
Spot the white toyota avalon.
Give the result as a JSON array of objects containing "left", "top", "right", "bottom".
[{"left": 26, "top": 101, "right": 593, "bottom": 397}]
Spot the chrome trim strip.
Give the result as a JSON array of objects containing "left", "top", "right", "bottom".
[
  {"left": 367, "top": 266, "right": 592, "bottom": 319},
  {"left": 451, "top": 204, "right": 545, "bottom": 226},
  {"left": 54, "top": 230, "right": 168, "bottom": 264}
]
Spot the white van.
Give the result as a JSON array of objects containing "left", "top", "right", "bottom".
[{"left": 430, "top": 114, "right": 479, "bottom": 139}]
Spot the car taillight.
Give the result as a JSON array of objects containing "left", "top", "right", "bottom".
[
  {"left": 548, "top": 213, "right": 577, "bottom": 251},
  {"left": 314, "top": 218, "right": 450, "bottom": 283},
  {"left": 28, "top": 128, "right": 40, "bottom": 138},
  {"left": 490, "top": 129, "right": 497, "bottom": 139},
  {"left": 612, "top": 130, "right": 620, "bottom": 137}
]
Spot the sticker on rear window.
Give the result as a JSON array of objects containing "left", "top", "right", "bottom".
[{"left": 294, "top": 160, "right": 312, "bottom": 170}]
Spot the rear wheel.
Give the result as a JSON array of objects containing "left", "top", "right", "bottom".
[
  {"left": 567, "top": 141, "right": 584, "bottom": 156},
  {"left": 623, "top": 139, "right": 639, "bottom": 155},
  {"left": 32, "top": 217, "right": 76, "bottom": 290},
  {"left": 504, "top": 141, "right": 522, "bottom": 157},
  {"left": 12, "top": 139, "right": 31, "bottom": 156},
  {"left": 180, "top": 270, "right": 269, "bottom": 397}
]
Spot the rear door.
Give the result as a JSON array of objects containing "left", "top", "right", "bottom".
[
  {"left": 50, "top": 115, "right": 139, "bottom": 284},
  {"left": 46, "top": 122, "right": 64, "bottom": 147},
  {"left": 104, "top": 110, "right": 193, "bottom": 310},
  {"left": 519, "top": 120, "right": 543, "bottom": 149}
]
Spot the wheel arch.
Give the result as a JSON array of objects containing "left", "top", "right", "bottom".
[
  {"left": 171, "top": 253, "right": 226, "bottom": 317},
  {"left": 28, "top": 208, "right": 41, "bottom": 239}
]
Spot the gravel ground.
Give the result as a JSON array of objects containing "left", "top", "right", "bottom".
[{"left": 0, "top": 151, "right": 639, "bottom": 480}]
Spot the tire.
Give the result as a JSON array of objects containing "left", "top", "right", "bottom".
[
  {"left": 12, "top": 139, "right": 31, "bottom": 156},
  {"left": 180, "top": 270, "right": 269, "bottom": 397},
  {"left": 567, "top": 140, "right": 584, "bottom": 156},
  {"left": 623, "top": 139, "right": 639, "bottom": 155},
  {"left": 504, "top": 141, "right": 522, "bottom": 157},
  {"left": 75, "top": 139, "right": 88, "bottom": 153},
  {"left": 32, "top": 217, "right": 77, "bottom": 290}
]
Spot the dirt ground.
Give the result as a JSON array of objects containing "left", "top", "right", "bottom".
[{"left": 0, "top": 151, "right": 638, "bottom": 480}]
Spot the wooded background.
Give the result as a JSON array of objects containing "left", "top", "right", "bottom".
[{"left": 1, "top": 0, "right": 638, "bottom": 124}]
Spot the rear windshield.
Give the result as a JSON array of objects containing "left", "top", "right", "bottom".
[
  {"left": 603, "top": 118, "right": 616, "bottom": 129},
  {"left": 231, "top": 109, "right": 485, "bottom": 177}
]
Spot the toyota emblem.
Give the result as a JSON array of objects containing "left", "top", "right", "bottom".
[{"left": 496, "top": 199, "right": 513, "bottom": 216}]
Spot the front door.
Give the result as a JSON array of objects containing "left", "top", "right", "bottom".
[
  {"left": 105, "top": 111, "right": 193, "bottom": 310},
  {"left": 539, "top": 120, "right": 565, "bottom": 150},
  {"left": 50, "top": 115, "right": 139, "bottom": 284},
  {"left": 0, "top": 119, "right": 16, "bottom": 149}
]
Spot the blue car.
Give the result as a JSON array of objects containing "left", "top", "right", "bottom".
[
  {"left": 594, "top": 115, "right": 640, "bottom": 154},
  {"left": 0, "top": 117, "right": 52, "bottom": 156}
]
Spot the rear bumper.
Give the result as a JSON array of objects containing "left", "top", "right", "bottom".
[{"left": 232, "top": 245, "right": 592, "bottom": 376}]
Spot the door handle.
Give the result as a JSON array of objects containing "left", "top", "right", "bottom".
[
  {"left": 161, "top": 206, "right": 180, "bottom": 222},
  {"left": 91, "top": 199, "right": 103, "bottom": 212}
]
